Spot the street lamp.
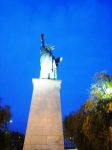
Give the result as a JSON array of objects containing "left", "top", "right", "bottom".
[{"left": 10, "top": 120, "right": 13, "bottom": 123}]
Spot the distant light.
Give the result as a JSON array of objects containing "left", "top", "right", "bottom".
[{"left": 10, "top": 120, "right": 13, "bottom": 123}]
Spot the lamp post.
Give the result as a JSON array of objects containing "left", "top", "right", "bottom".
[{"left": 70, "top": 137, "right": 72, "bottom": 147}]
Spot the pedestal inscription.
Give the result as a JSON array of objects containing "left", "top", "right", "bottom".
[{"left": 23, "top": 79, "right": 64, "bottom": 150}]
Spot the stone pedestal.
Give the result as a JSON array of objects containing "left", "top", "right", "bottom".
[{"left": 23, "top": 79, "right": 64, "bottom": 150}]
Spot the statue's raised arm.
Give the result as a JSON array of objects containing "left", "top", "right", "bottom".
[
  {"left": 40, "top": 34, "right": 63, "bottom": 79},
  {"left": 40, "top": 33, "right": 44, "bottom": 47}
]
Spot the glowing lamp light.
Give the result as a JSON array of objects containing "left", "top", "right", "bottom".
[
  {"left": 105, "top": 88, "right": 112, "bottom": 94},
  {"left": 10, "top": 120, "right": 13, "bottom": 123}
]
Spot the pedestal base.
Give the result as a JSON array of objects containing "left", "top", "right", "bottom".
[{"left": 23, "top": 79, "right": 64, "bottom": 150}]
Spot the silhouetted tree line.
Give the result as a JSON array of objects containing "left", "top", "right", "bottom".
[
  {"left": 0, "top": 131, "right": 24, "bottom": 150},
  {"left": 63, "top": 72, "right": 112, "bottom": 150},
  {"left": 0, "top": 98, "right": 24, "bottom": 150}
]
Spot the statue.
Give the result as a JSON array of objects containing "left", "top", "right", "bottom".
[{"left": 40, "top": 34, "right": 63, "bottom": 79}]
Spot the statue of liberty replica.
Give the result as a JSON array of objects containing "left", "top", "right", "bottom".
[
  {"left": 40, "top": 34, "right": 63, "bottom": 79},
  {"left": 23, "top": 34, "right": 64, "bottom": 150}
]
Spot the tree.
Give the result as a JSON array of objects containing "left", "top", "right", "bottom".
[
  {"left": 63, "top": 106, "right": 92, "bottom": 150},
  {"left": 0, "top": 98, "right": 11, "bottom": 131},
  {"left": 0, "top": 98, "right": 12, "bottom": 150},
  {"left": 63, "top": 72, "right": 112, "bottom": 150},
  {"left": 83, "top": 72, "right": 112, "bottom": 150}
]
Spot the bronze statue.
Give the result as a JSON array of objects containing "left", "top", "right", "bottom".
[{"left": 40, "top": 34, "right": 63, "bottom": 79}]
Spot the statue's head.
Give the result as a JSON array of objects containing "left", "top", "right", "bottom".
[{"left": 45, "top": 44, "right": 55, "bottom": 51}]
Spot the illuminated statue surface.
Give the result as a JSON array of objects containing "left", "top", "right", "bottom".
[{"left": 40, "top": 34, "right": 63, "bottom": 79}]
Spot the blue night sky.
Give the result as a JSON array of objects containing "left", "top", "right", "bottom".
[{"left": 0, "top": 0, "right": 112, "bottom": 133}]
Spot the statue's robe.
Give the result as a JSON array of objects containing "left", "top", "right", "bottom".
[{"left": 40, "top": 46, "right": 57, "bottom": 79}]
